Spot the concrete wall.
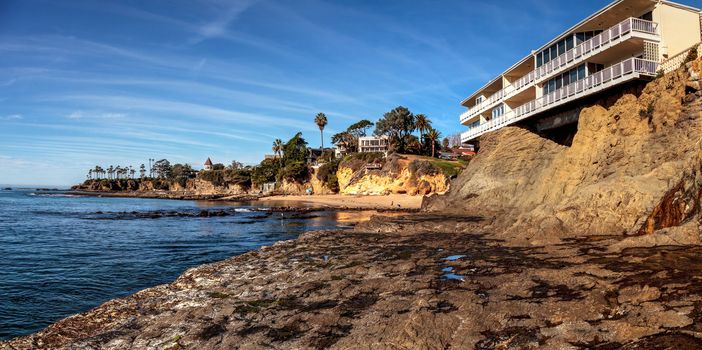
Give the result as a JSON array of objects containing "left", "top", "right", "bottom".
[{"left": 654, "top": 3, "right": 701, "bottom": 60}]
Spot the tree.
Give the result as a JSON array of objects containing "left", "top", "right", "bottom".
[
  {"left": 283, "top": 132, "right": 308, "bottom": 164},
  {"left": 108, "top": 165, "right": 114, "bottom": 180},
  {"left": 415, "top": 114, "right": 431, "bottom": 148},
  {"left": 87, "top": 169, "right": 93, "bottom": 180},
  {"left": 229, "top": 161, "right": 244, "bottom": 170},
  {"left": 442, "top": 137, "right": 450, "bottom": 149},
  {"left": 212, "top": 163, "right": 225, "bottom": 171},
  {"left": 347, "top": 119, "right": 374, "bottom": 138},
  {"left": 426, "top": 128, "right": 442, "bottom": 158},
  {"left": 152, "top": 159, "right": 172, "bottom": 178},
  {"left": 374, "top": 106, "right": 416, "bottom": 153},
  {"left": 139, "top": 164, "right": 146, "bottom": 179},
  {"left": 172, "top": 164, "right": 195, "bottom": 182},
  {"left": 332, "top": 131, "right": 355, "bottom": 151},
  {"left": 314, "top": 113, "right": 328, "bottom": 149},
  {"left": 272, "top": 139, "right": 284, "bottom": 165}
]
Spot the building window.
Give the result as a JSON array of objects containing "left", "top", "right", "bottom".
[
  {"left": 476, "top": 96, "right": 484, "bottom": 104},
  {"left": 491, "top": 103, "right": 505, "bottom": 119}
]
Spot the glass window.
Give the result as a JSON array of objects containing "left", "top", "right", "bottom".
[
  {"left": 566, "top": 36, "right": 574, "bottom": 50},
  {"left": 543, "top": 49, "right": 550, "bottom": 63},
  {"left": 536, "top": 53, "right": 543, "bottom": 67},
  {"left": 578, "top": 64, "right": 586, "bottom": 79},
  {"left": 558, "top": 40, "right": 566, "bottom": 55},
  {"left": 570, "top": 69, "right": 578, "bottom": 83},
  {"left": 551, "top": 45, "right": 558, "bottom": 60},
  {"left": 576, "top": 32, "right": 585, "bottom": 44},
  {"left": 562, "top": 72, "right": 570, "bottom": 86}
]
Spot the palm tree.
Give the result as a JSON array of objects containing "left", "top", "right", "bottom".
[
  {"left": 87, "top": 169, "right": 93, "bottom": 180},
  {"left": 426, "top": 128, "right": 441, "bottom": 158},
  {"left": 272, "top": 138, "right": 284, "bottom": 166},
  {"left": 314, "top": 112, "right": 328, "bottom": 149},
  {"left": 140, "top": 164, "right": 146, "bottom": 179},
  {"left": 108, "top": 165, "right": 114, "bottom": 180},
  {"left": 415, "top": 114, "right": 431, "bottom": 147}
]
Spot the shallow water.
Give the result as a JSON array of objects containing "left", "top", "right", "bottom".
[{"left": 0, "top": 189, "right": 377, "bottom": 340}]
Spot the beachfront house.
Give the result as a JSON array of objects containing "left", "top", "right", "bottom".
[
  {"left": 459, "top": 0, "right": 702, "bottom": 145},
  {"left": 358, "top": 135, "right": 390, "bottom": 154}
]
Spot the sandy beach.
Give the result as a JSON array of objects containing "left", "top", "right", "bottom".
[{"left": 257, "top": 194, "right": 424, "bottom": 210}]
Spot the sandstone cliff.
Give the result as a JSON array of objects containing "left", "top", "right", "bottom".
[
  {"left": 337, "top": 154, "right": 452, "bottom": 196},
  {"left": 73, "top": 178, "right": 249, "bottom": 196},
  {"left": 428, "top": 59, "right": 702, "bottom": 242}
]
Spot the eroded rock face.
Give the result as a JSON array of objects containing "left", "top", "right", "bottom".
[
  {"left": 427, "top": 60, "right": 702, "bottom": 240},
  {"left": 338, "top": 155, "right": 450, "bottom": 196}
]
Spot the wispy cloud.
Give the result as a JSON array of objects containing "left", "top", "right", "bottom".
[
  {"left": 0, "top": 114, "right": 23, "bottom": 121},
  {"left": 195, "top": 0, "right": 259, "bottom": 41},
  {"left": 66, "top": 111, "right": 127, "bottom": 120}
]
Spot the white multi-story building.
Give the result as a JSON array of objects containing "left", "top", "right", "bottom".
[
  {"left": 358, "top": 136, "right": 390, "bottom": 154},
  {"left": 460, "top": 0, "right": 702, "bottom": 144}
]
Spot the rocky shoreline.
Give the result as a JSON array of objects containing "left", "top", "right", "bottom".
[
  {"left": 3, "top": 213, "right": 702, "bottom": 349},
  {"left": 65, "top": 190, "right": 260, "bottom": 201}
]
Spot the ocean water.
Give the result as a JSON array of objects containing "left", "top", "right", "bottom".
[{"left": 0, "top": 188, "right": 376, "bottom": 340}]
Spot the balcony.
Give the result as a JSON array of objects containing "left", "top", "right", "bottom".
[
  {"left": 459, "top": 17, "right": 658, "bottom": 126},
  {"left": 461, "top": 58, "right": 658, "bottom": 143},
  {"left": 534, "top": 17, "right": 658, "bottom": 83}
]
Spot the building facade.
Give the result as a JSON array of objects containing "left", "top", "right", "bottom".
[
  {"left": 203, "top": 157, "right": 213, "bottom": 171},
  {"left": 460, "top": 0, "right": 702, "bottom": 143},
  {"left": 358, "top": 136, "right": 390, "bottom": 154}
]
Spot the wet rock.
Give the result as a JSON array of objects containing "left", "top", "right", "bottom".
[{"left": 617, "top": 285, "right": 661, "bottom": 305}]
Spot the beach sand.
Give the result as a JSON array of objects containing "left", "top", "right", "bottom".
[{"left": 257, "top": 194, "right": 424, "bottom": 210}]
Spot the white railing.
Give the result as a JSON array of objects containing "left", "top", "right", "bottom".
[
  {"left": 659, "top": 41, "right": 702, "bottom": 74},
  {"left": 461, "top": 58, "right": 658, "bottom": 142},
  {"left": 460, "top": 17, "right": 658, "bottom": 125},
  {"left": 534, "top": 17, "right": 658, "bottom": 82}
]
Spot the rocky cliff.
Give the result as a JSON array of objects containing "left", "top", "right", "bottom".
[
  {"left": 427, "top": 59, "right": 702, "bottom": 242},
  {"left": 73, "top": 178, "right": 249, "bottom": 197},
  {"left": 337, "top": 154, "right": 452, "bottom": 196}
]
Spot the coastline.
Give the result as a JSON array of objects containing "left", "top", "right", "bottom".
[
  {"left": 65, "top": 190, "right": 424, "bottom": 211},
  {"left": 5, "top": 213, "right": 702, "bottom": 349}
]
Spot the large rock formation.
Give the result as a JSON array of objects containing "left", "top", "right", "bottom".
[
  {"left": 337, "top": 154, "right": 451, "bottom": 196},
  {"left": 428, "top": 59, "right": 702, "bottom": 241}
]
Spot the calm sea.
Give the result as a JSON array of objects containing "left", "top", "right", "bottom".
[{"left": 0, "top": 188, "right": 376, "bottom": 340}]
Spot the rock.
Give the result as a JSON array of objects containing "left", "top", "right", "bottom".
[
  {"left": 618, "top": 285, "right": 661, "bottom": 305},
  {"left": 427, "top": 57, "right": 702, "bottom": 240},
  {"left": 338, "top": 155, "right": 451, "bottom": 196}
]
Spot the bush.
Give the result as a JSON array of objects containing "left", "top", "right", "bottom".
[
  {"left": 251, "top": 158, "right": 280, "bottom": 185},
  {"left": 684, "top": 47, "right": 698, "bottom": 65},
  {"left": 278, "top": 161, "right": 310, "bottom": 183},
  {"left": 316, "top": 158, "right": 341, "bottom": 192},
  {"left": 199, "top": 169, "right": 252, "bottom": 188},
  {"left": 408, "top": 160, "right": 440, "bottom": 177}
]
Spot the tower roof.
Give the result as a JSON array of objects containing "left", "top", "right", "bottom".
[{"left": 204, "top": 157, "right": 213, "bottom": 165}]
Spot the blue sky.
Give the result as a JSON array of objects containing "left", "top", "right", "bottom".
[{"left": 1, "top": 0, "right": 700, "bottom": 186}]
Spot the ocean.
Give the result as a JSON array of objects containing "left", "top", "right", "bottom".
[{"left": 0, "top": 188, "right": 375, "bottom": 340}]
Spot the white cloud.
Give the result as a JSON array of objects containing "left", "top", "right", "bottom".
[
  {"left": 0, "top": 114, "right": 23, "bottom": 121},
  {"left": 66, "top": 111, "right": 127, "bottom": 120}
]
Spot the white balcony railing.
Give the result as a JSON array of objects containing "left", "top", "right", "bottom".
[
  {"left": 534, "top": 17, "right": 658, "bottom": 82},
  {"left": 461, "top": 58, "right": 658, "bottom": 142},
  {"left": 460, "top": 17, "right": 658, "bottom": 125}
]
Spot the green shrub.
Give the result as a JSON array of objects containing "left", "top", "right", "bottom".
[
  {"left": 251, "top": 158, "right": 280, "bottom": 185},
  {"left": 316, "top": 159, "right": 341, "bottom": 192},
  {"left": 408, "top": 160, "right": 440, "bottom": 177},
  {"left": 199, "top": 169, "right": 252, "bottom": 188},
  {"left": 278, "top": 161, "right": 310, "bottom": 183},
  {"left": 684, "top": 47, "right": 698, "bottom": 65}
]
